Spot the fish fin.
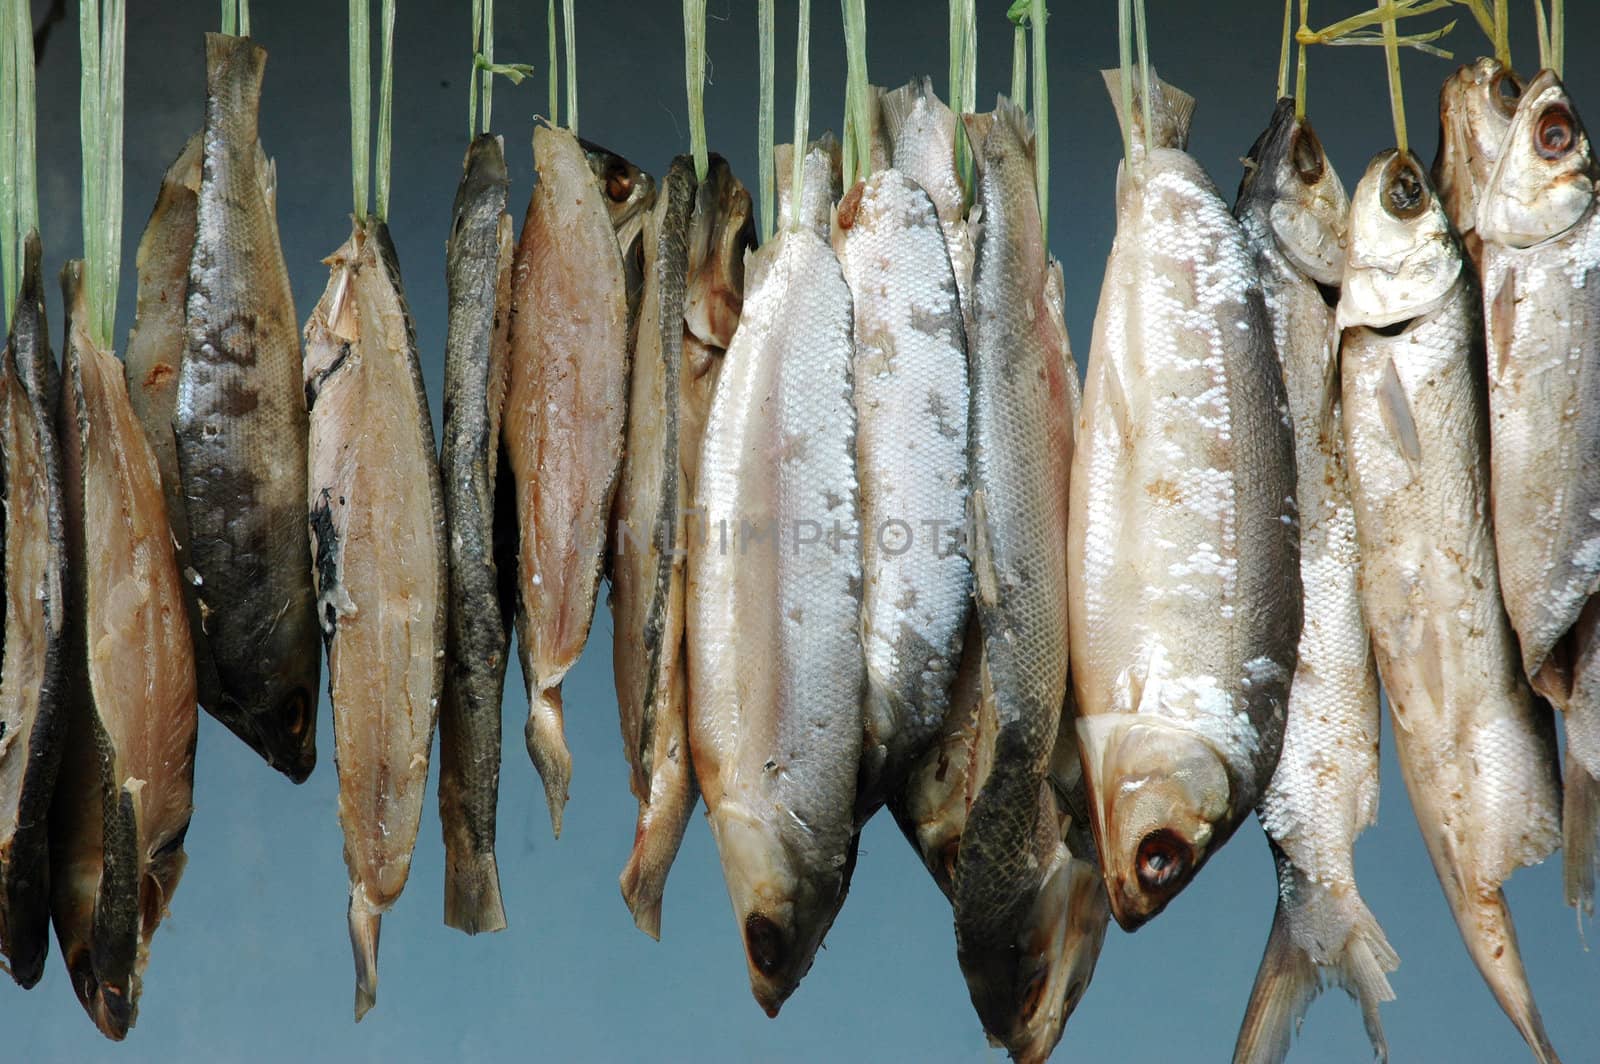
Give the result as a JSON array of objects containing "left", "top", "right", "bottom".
[
  {"left": 348, "top": 886, "right": 381, "bottom": 1022},
  {"left": 878, "top": 75, "right": 940, "bottom": 146},
  {"left": 1234, "top": 898, "right": 1320, "bottom": 1064},
  {"left": 619, "top": 717, "right": 698, "bottom": 940},
  {"left": 1375, "top": 357, "right": 1423, "bottom": 474},
  {"left": 1416, "top": 622, "right": 1447, "bottom": 718},
  {"left": 525, "top": 683, "right": 572, "bottom": 838},
  {"left": 1102, "top": 355, "right": 1134, "bottom": 443},
  {"left": 993, "top": 95, "right": 1036, "bottom": 164},
  {"left": 443, "top": 850, "right": 509, "bottom": 936},
  {"left": 960, "top": 113, "right": 997, "bottom": 174},
  {"left": 969, "top": 489, "right": 999, "bottom": 609},
  {"left": 1100, "top": 67, "right": 1196, "bottom": 150},
  {"left": 1563, "top": 749, "right": 1600, "bottom": 917},
  {"left": 1491, "top": 268, "right": 1517, "bottom": 381}
]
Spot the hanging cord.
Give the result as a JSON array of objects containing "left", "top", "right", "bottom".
[
  {"left": 1031, "top": 0, "right": 1046, "bottom": 238},
  {"left": 563, "top": 0, "right": 576, "bottom": 134},
  {"left": 1, "top": 0, "right": 20, "bottom": 325},
  {"left": 221, "top": 0, "right": 250, "bottom": 37},
  {"left": 1297, "top": 1, "right": 1457, "bottom": 58},
  {"left": 547, "top": 0, "right": 557, "bottom": 122},
  {"left": 79, "top": 0, "right": 124, "bottom": 351},
  {"left": 1133, "top": 0, "right": 1152, "bottom": 157},
  {"left": 350, "top": 0, "right": 397, "bottom": 223},
  {"left": 1443, "top": 1, "right": 1508, "bottom": 67},
  {"left": 684, "top": 0, "right": 707, "bottom": 181},
  {"left": 949, "top": 0, "right": 974, "bottom": 205},
  {"left": 469, "top": 0, "right": 534, "bottom": 139},
  {"left": 1116, "top": 0, "right": 1133, "bottom": 170},
  {"left": 1533, "top": 1, "right": 1563, "bottom": 76},
  {"left": 1382, "top": 2, "right": 1405, "bottom": 153},
  {"left": 757, "top": 0, "right": 774, "bottom": 241},
  {"left": 1007, "top": 0, "right": 1027, "bottom": 113},
  {"left": 788, "top": 0, "right": 810, "bottom": 232},
  {"left": 1295, "top": 0, "right": 1309, "bottom": 117},
  {"left": 1277, "top": 0, "right": 1293, "bottom": 100},
  {"left": 840, "top": 0, "right": 869, "bottom": 188}
]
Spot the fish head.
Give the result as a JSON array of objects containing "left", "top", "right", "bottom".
[
  {"left": 228, "top": 679, "right": 318, "bottom": 782},
  {"left": 1433, "top": 57, "right": 1523, "bottom": 248},
  {"left": 1076, "top": 715, "right": 1233, "bottom": 929},
  {"left": 450, "top": 134, "right": 510, "bottom": 240},
  {"left": 579, "top": 136, "right": 657, "bottom": 248},
  {"left": 1479, "top": 69, "right": 1598, "bottom": 249},
  {"left": 708, "top": 802, "right": 844, "bottom": 1016},
  {"left": 967, "top": 830, "right": 1109, "bottom": 1064},
  {"left": 58, "top": 912, "right": 134, "bottom": 1041},
  {"left": 686, "top": 155, "right": 756, "bottom": 353},
  {"left": 1338, "top": 150, "right": 1463, "bottom": 331},
  {"left": 1240, "top": 100, "right": 1349, "bottom": 286}
]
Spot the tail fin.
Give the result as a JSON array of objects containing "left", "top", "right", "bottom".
[
  {"left": 525, "top": 683, "right": 572, "bottom": 838},
  {"left": 443, "top": 850, "right": 508, "bottom": 936},
  {"left": 1099, "top": 67, "right": 1196, "bottom": 152},
  {"left": 1564, "top": 749, "right": 1600, "bottom": 916},
  {"left": 349, "top": 887, "right": 382, "bottom": 1022},
  {"left": 1234, "top": 900, "right": 1319, "bottom": 1064}
]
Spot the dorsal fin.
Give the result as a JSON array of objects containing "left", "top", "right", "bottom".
[
  {"left": 879, "top": 75, "right": 945, "bottom": 146},
  {"left": 1100, "top": 66, "right": 1196, "bottom": 152}
]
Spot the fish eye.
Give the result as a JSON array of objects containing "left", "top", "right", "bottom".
[
  {"left": 605, "top": 166, "right": 635, "bottom": 203},
  {"left": 1135, "top": 829, "right": 1191, "bottom": 891},
  {"left": 1290, "top": 126, "right": 1325, "bottom": 185},
  {"left": 1536, "top": 105, "right": 1578, "bottom": 160},
  {"left": 282, "top": 690, "right": 310, "bottom": 737},
  {"left": 744, "top": 912, "right": 787, "bottom": 978},
  {"left": 1492, "top": 71, "right": 1523, "bottom": 117},
  {"left": 1019, "top": 968, "right": 1049, "bottom": 1023},
  {"left": 1381, "top": 156, "right": 1428, "bottom": 220}
]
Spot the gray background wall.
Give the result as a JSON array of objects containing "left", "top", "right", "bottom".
[{"left": 7, "top": 1, "right": 1598, "bottom": 1060}]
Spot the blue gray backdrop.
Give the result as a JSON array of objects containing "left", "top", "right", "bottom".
[{"left": 7, "top": 1, "right": 1598, "bottom": 1060}]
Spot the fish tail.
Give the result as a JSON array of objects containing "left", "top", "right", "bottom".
[
  {"left": 524, "top": 683, "right": 571, "bottom": 838},
  {"left": 618, "top": 762, "right": 697, "bottom": 940},
  {"left": 1461, "top": 887, "right": 1562, "bottom": 1064},
  {"left": 443, "top": 849, "right": 508, "bottom": 936},
  {"left": 1234, "top": 898, "right": 1319, "bottom": 1064},
  {"left": 1562, "top": 748, "right": 1600, "bottom": 917},
  {"left": 348, "top": 887, "right": 382, "bottom": 1022}
]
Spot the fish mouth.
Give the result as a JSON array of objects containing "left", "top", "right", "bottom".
[
  {"left": 217, "top": 686, "right": 318, "bottom": 782},
  {"left": 66, "top": 945, "right": 133, "bottom": 1041}
]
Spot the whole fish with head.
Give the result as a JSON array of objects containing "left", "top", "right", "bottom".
[
  {"left": 1068, "top": 70, "right": 1300, "bottom": 931},
  {"left": 687, "top": 151, "right": 862, "bottom": 1015},
  {"left": 437, "top": 133, "right": 514, "bottom": 936},
  {"left": 830, "top": 167, "right": 970, "bottom": 814},
  {"left": 504, "top": 124, "right": 635, "bottom": 836},
  {"left": 0, "top": 234, "right": 68, "bottom": 989},
  {"left": 178, "top": 33, "right": 319, "bottom": 781},
  {"left": 1231, "top": 99, "right": 1396, "bottom": 1064},
  {"left": 305, "top": 219, "right": 447, "bottom": 1021},
  {"left": 1434, "top": 57, "right": 1524, "bottom": 269},
  {"left": 50, "top": 263, "right": 197, "bottom": 1041},
  {"left": 879, "top": 77, "right": 977, "bottom": 331},
  {"left": 1476, "top": 71, "right": 1600, "bottom": 917},
  {"left": 611, "top": 153, "right": 753, "bottom": 939},
  {"left": 1339, "top": 147, "right": 1562, "bottom": 1064},
  {"left": 580, "top": 138, "right": 655, "bottom": 341},
  {"left": 952, "top": 94, "right": 1082, "bottom": 1046}
]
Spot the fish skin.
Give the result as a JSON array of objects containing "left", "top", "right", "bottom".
[
  {"left": 831, "top": 168, "right": 971, "bottom": 814},
  {"left": 1231, "top": 101, "right": 1396, "bottom": 1064},
  {"left": 438, "top": 134, "right": 514, "bottom": 936},
  {"left": 1069, "top": 71, "right": 1300, "bottom": 932},
  {"left": 0, "top": 233, "right": 69, "bottom": 989},
  {"left": 305, "top": 220, "right": 447, "bottom": 1021},
  {"left": 1476, "top": 71, "right": 1600, "bottom": 915},
  {"left": 610, "top": 155, "right": 699, "bottom": 938},
  {"left": 123, "top": 133, "right": 218, "bottom": 713},
  {"left": 687, "top": 210, "right": 862, "bottom": 1017},
  {"left": 178, "top": 33, "right": 319, "bottom": 781},
  {"left": 579, "top": 137, "right": 656, "bottom": 342},
  {"left": 50, "top": 263, "right": 198, "bottom": 1041},
  {"left": 1434, "top": 57, "right": 1524, "bottom": 270},
  {"left": 505, "top": 124, "right": 633, "bottom": 837},
  {"left": 952, "top": 96, "right": 1082, "bottom": 1045},
  {"left": 683, "top": 157, "right": 755, "bottom": 370},
  {"left": 879, "top": 77, "right": 977, "bottom": 333},
  {"left": 774, "top": 134, "right": 843, "bottom": 239},
  {"left": 1339, "top": 148, "right": 1562, "bottom": 1064}
]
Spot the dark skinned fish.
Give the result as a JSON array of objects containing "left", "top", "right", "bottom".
[
  {"left": 505, "top": 125, "right": 634, "bottom": 836},
  {"left": 437, "top": 134, "right": 514, "bottom": 936},
  {"left": 178, "top": 33, "right": 318, "bottom": 780},
  {"left": 51, "top": 263, "right": 198, "bottom": 1041},
  {"left": 0, "top": 234, "right": 69, "bottom": 989},
  {"left": 305, "top": 220, "right": 447, "bottom": 1021},
  {"left": 1477, "top": 72, "right": 1600, "bottom": 917}
]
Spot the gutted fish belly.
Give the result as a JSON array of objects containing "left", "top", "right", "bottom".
[
  {"left": 831, "top": 168, "right": 970, "bottom": 814},
  {"left": 1069, "top": 71, "right": 1300, "bottom": 933},
  {"left": 688, "top": 219, "right": 862, "bottom": 1018},
  {"left": 438, "top": 134, "right": 514, "bottom": 937},
  {"left": 1231, "top": 99, "right": 1396, "bottom": 1064},
  {"left": 0, "top": 234, "right": 69, "bottom": 989},
  {"left": 1340, "top": 149, "right": 1562, "bottom": 1064},
  {"left": 1476, "top": 71, "right": 1600, "bottom": 916},
  {"left": 774, "top": 135, "right": 843, "bottom": 239},
  {"left": 1433, "top": 57, "right": 1522, "bottom": 272},
  {"left": 611, "top": 156, "right": 698, "bottom": 939},
  {"left": 305, "top": 221, "right": 447, "bottom": 1021},
  {"left": 124, "top": 133, "right": 219, "bottom": 710},
  {"left": 51, "top": 263, "right": 198, "bottom": 1042},
  {"left": 504, "top": 124, "right": 632, "bottom": 837},
  {"left": 178, "top": 33, "right": 319, "bottom": 781},
  {"left": 880, "top": 77, "right": 977, "bottom": 332}
]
